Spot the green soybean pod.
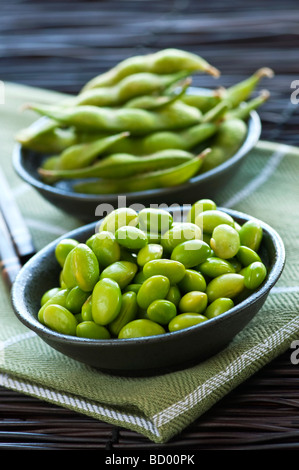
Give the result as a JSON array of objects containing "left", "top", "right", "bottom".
[
  {"left": 243, "top": 262, "right": 267, "bottom": 290},
  {"left": 99, "top": 261, "right": 138, "bottom": 289},
  {"left": 236, "top": 246, "right": 261, "bottom": 266},
  {"left": 171, "top": 239, "right": 211, "bottom": 268},
  {"left": 137, "top": 275, "right": 170, "bottom": 310},
  {"left": 118, "top": 318, "right": 166, "bottom": 339},
  {"left": 165, "top": 285, "right": 181, "bottom": 306},
  {"left": 138, "top": 208, "right": 173, "bottom": 234},
  {"left": 238, "top": 220, "right": 263, "bottom": 252},
  {"left": 38, "top": 289, "right": 69, "bottom": 324},
  {"left": 168, "top": 313, "right": 207, "bottom": 332},
  {"left": 99, "top": 208, "right": 138, "bottom": 233},
  {"left": 40, "top": 287, "right": 61, "bottom": 306},
  {"left": 206, "top": 273, "right": 245, "bottom": 303},
  {"left": 55, "top": 238, "right": 79, "bottom": 268},
  {"left": 147, "top": 299, "right": 177, "bottom": 325},
  {"left": 195, "top": 209, "right": 235, "bottom": 234},
  {"left": 143, "top": 259, "right": 186, "bottom": 284},
  {"left": 179, "top": 291, "right": 208, "bottom": 314},
  {"left": 198, "top": 257, "right": 236, "bottom": 278},
  {"left": 76, "top": 321, "right": 111, "bottom": 339},
  {"left": 62, "top": 243, "right": 100, "bottom": 292},
  {"left": 43, "top": 304, "right": 78, "bottom": 336},
  {"left": 86, "top": 231, "right": 121, "bottom": 268},
  {"left": 210, "top": 224, "right": 240, "bottom": 259},
  {"left": 65, "top": 286, "right": 91, "bottom": 314},
  {"left": 205, "top": 298, "right": 234, "bottom": 319},
  {"left": 137, "top": 244, "right": 163, "bottom": 267},
  {"left": 178, "top": 269, "right": 206, "bottom": 293},
  {"left": 92, "top": 278, "right": 122, "bottom": 325},
  {"left": 186, "top": 198, "right": 217, "bottom": 224},
  {"left": 161, "top": 222, "right": 202, "bottom": 253},
  {"left": 109, "top": 291, "right": 138, "bottom": 337}
]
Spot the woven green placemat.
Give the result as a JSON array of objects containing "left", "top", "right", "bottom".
[{"left": 0, "top": 83, "right": 298, "bottom": 444}]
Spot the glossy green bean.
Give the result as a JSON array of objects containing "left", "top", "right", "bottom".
[
  {"left": 82, "top": 48, "right": 220, "bottom": 91},
  {"left": 73, "top": 150, "right": 209, "bottom": 194}
]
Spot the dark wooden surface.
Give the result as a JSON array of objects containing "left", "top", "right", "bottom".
[{"left": 1, "top": 0, "right": 299, "bottom": 451}]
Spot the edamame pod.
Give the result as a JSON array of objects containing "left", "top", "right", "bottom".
[
  {"left": 39, "top": 149, "right": 195, "bottom": 181},
  {"left": 92, "top": 278, "right": 122, "bottom": 325},
  {"left": 82, "top": 48, "right": 220, "bottom": 91},
  {"left": 181, "top": 88, "right": 223, "bottom": 113},
  {"left": 28, "top": 100, "right": 202, "bottom": 135},
  {"left": 74, "top": 150, "right": 209, "bottom": 194}
]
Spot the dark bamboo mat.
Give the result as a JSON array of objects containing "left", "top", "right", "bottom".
[{"left": 1, "top": 0, "right": 299, "bottom": 451}]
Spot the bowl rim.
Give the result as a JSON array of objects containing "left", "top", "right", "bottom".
[
  {"left": 12, "top": 87, "right": 261, "bottom": 202},
  {"left": 11, "top": 207, "right": 285, "bottom": 349}
]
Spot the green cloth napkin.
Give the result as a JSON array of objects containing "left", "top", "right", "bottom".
[{"left": 0, "top": 82, "right": 299, "bottom": 444}]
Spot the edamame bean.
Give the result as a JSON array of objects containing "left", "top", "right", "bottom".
[
  {"left": 236, "top": 245, "right": 261, "bottom": 266},
  {"left": 195, "top": 209, "right": 235, "bottom": 234},
  {"left": 76, "top": 321, "right": 111, "bottom": 339},
  {"left": 62, "top": 243, "right": 100, "bottom": 292},
  {"left": 206, "top": 273, "right": 245, "bottom": 302},
  {"left": 179, "top": 291, "right": 208, "bottom": 314},
  {"left": 178, "top": 269, "right": 206, "bottom": 293},
  {"left": 99, "top": 261, "right": 138, "bottom": 289},
  {"left": 55, "top": 238, "right": 79, "bottom": 267},
  {"left": 123, "top": 283, "right": 142, "bottom": 294},
  {"left": 147, "top": 299, "right": 177, "bottom": 325},
  {"left": 205, "top": 298, "right": 234, "bottom": 319},
  {"left": 38, "top": 288, "right": 69, "bottom": 324},
  {"left": 143, "top": 259, "right": 186, "bottom": 284},
  {"left": 99, "top": 208, "right": 138, "bottom": 233},
  {"left": 137, "top": 244, "right": 163, "bottom": 267},
  {"left": 138, "top": 208, "right": 173, "bottom": 234},
  {"left": 171, "top": 239, "right": 211, "bottom": 268},
  {"left": 92, "top": 278, "right": 122, "bottom": 325},
  {"left": 186, "top": 198, "right": 217, "bottom": 224},
  {"left": 118, "top": 318, "right": 166, "bottom": 339},
  {"left": 238, "top": 220, "right": 263, "bottom": 252},
  {"left": 198, "top": 257, "right": 236, "bottom": 278},
  {"left": 161, "top": 222, "right": 202, "bottom": 253},
  {"left": 87, "top": 231, "right": 121, "bottom": 268},
  {"left": 168, "top": 313, "right": 207, "bottom": 332},
  {"left": 243, "top": 261, "right": 267, "bottom": 290},
  {"left": 43, "top": 304, "right": 78, "bottom": 336},
  {"left": 137, "top": 275, "right": 170, "bottom": 310},
  {"left": 210, "top": 224, "right": 240, "bottom": 259},
  {"left": 81, "top": 295, "right": 93, "bottom": 321},
  {"left": 41, "top": 287, "right": 61, "bottom": 306},
  {"left": 65, "top": 286, "right": 90, "bottom": 314},
  {"left": 115, "top": 226, "right": 148, "bottom": 250},
  {"left": 165, "top": 285, "right": 181, "bottom": 306},
  {"left": 109, "top": 291, "right": 138, "bottom": 336}
]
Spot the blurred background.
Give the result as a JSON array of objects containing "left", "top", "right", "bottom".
[{"left": 1, "top": 0, "right": 299, "bottom": 145}]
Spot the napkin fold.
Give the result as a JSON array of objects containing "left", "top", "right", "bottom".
[{"left": 0, "top": 83, "right": 299, "bottom": 444}]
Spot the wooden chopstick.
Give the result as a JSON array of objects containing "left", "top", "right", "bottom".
[
  {"left": 0, "top": 167, "right": 36, "bottom": 263},
  {"left": 0, "top": 211, "right": 22, "bottom": 290}
]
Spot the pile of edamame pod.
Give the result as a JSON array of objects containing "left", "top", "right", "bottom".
[
  {"left": 16, "top": 48, "right": 274, "bottom": 194},
  {"left": 38, "top": 201, "right": 268, "bottom": 340}
]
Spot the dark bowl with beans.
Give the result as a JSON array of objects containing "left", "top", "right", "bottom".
[
  {"left": 12, "top": 91, "right": 261, "bottom": 223},
  {"left": 11, "top": 206, "right": 285, "bottom": 376}
]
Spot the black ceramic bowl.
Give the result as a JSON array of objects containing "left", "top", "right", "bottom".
[
  {"left": 12, "top": 88, "right": 261, "bottom": 222},
  {"left": 11, "top": 208, "right": 285, "bottom": 376}
]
